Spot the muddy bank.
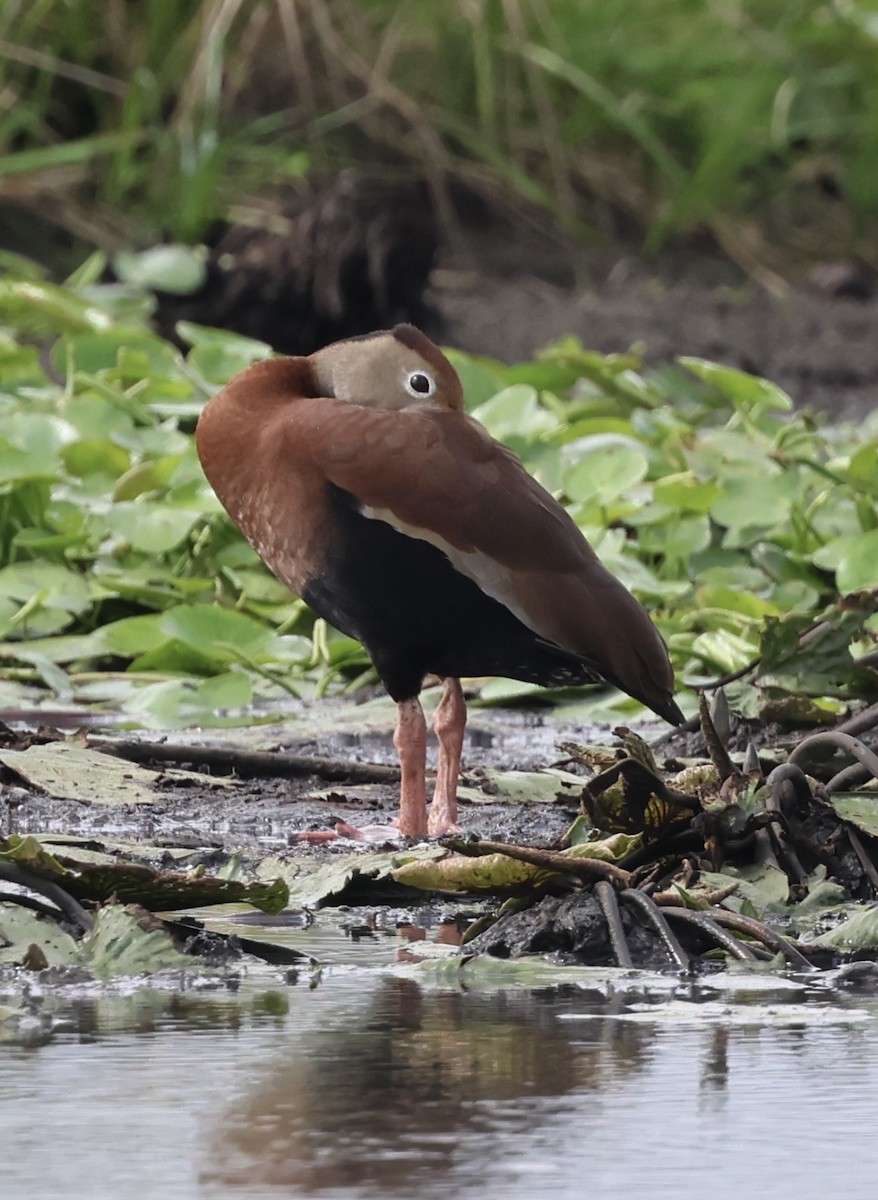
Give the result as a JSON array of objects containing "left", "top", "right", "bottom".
[
  {"left": 1, "top": 698, "right": 609, "bottom": 851},
  {"left": 433, "top": 223, "right": 878, "bottom": 420}
]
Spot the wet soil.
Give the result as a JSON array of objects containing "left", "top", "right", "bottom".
[
  {"left": 1, "top": 699, "right": 620, "bottom": 853},
  {"left": 432, "top": 217, "right": 878, "bottom": 420}
]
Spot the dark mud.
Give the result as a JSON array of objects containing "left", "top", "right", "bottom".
[
  {"left": 1, "top": 700, "right": 617, "bottom": 853},
  {"left": 433, "top": 220, "right": 878, "bottom": 420}
]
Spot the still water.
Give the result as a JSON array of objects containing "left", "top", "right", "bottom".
[{"left": 2, "top": 920, "right": 876, "bottom": 1200}]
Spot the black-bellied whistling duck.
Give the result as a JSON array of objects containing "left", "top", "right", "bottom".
[{"left": 196, "top": 325, "right": 684, "bottom": 839}]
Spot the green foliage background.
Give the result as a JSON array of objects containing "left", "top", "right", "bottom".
[
  {"left": 0, "top": 4, "right": 876, "bottom": 726},
  {"left": 0, "top": 249, "right": 876, "bottom": 728},
  {"left": 1, "top": 1, "right": 877, "bottom": 256}
]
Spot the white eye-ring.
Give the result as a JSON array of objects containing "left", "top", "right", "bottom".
[{"left": 404, "top": 369, "right": 436, "bottom": 398}]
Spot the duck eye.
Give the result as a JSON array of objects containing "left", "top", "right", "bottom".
[{"left": 405, "top": 370, "right": 435, "bottom": 397}]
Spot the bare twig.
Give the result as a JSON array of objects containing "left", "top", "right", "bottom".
[
  {"left": 651, "top": 880, "right": 740, "bottom": 907},
  {"left": 88, "top": 736, "right": 401, "bottom": 785},
  {"left": 0, "top": 708, "right": 123, "bottom": 729}
]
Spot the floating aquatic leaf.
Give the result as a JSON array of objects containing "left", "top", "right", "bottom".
[
  {"left": 56, "top": 327, "right": 180, "bottom": 375},
  {"left": 393, "top": 832, "right": 641, "bottom": 895},
  {"left": 0, "top": 834, "right": 67, "bottom": 876},
  {"left": 0, "top": 832, "right": 288, "bottom": 913},
  {"left": 471, "top": 385, "right": 558, "bottom": 440},
  {"left": 710, "top": 470, "right": 799, "bottom": 534},
  {"left": 835, "top": 531, "right": 878, "bottom": 594},
  {"left": 158, "top": 604, "right": 280, "bottom": 663},
  {"left": 680, "top": 357, "right": 793, "bottom": 416},
  {"left": 563, "top": 440, "right": 649, "bottom": 504},
  {"left": 104, "top": 502, "right": 199, "bottom": 555},
  {"left": 261, "top": 847, "right": 446, "bottom": 909},
  {"left": 828, "top": 794, "right": 878, "bottom": 839},
  {"left": 79, "top": 905, "right": 196, "bottom": 978},
  {"left": 0, "top": 741, "right": 230, "bottom": 805},
  {"left": 392, "top": 851, "right": 551, "bottom": 894},
  {"left": 701, "top": 866, "right": 790, "bottom": 915},
  {"left": 0, "top": 902, "right": 80, "bottom": 967},
  {"left": 459, "top": 767, "right": 582, "bottom": 805},
  {"left": 845, "top": 442, "right": 878, "bottom": 495},
  {"left": 652, "top": 472, "right": 721, "bottom": 513},
  {"left": 808, "top": 906, "right": 878, "bottom": 952},
  {"left": 114, "top": 245, "right": 208, "bottom": 295}
]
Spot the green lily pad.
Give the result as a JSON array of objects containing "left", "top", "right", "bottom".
[
  {"left": 710, "top": 470, "right": 799, "bottom": 533},
  {"left": 471, "top": 385, "right": 558, "bottom": 440},
  {"left": 104, "top": 501, "right": 199, "bottom": 555},
  {"left": 0, "top": 902, "right": 80, "bottom": 967},
  {"left": 680, "top": 357, "right": 792, "bottom": 415},
  {"left": 114, "top": 245, "right": 208, "bottom": 295},
  {"left": 828, "top": 794, "right": 878, "bottom": 838},
  {"left": 563, "top": 439, "right": 649, "bottom": 504},
  {"left": 0, "top": 834, "right": 288, "bottom": 914},
  {"left": 0, "top": 741, "right": 231, "bottom": 805},
  {"left": 808, "top": 905, "right": 878, "bottom": 952},
  {"left": 260, "top": 847, "right": 446, "bottom": 909}
]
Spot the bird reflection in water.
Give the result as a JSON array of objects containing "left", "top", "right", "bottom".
[
  {"left": 395, "top": 916, "right": 467, "bottom": 960},
  {"left": 339, "top": 910, "right": 471, "bottom": 957},
  {"left": 198, "top": 978, "right": 653, "bottom": 1196}
]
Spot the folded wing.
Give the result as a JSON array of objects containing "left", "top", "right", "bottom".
[{"left": 288, "top": 398, "right": 680, "bottom": 719}]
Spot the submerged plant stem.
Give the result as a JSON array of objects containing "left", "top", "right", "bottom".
[
  {"left": 619, "top": 889, "right": 690, "bottom": 970},
  {"left": 0, "top": 862, "right": 93, "bottom": 933},
  {"left": 661, "top": 907, "right": 756, "bottom": 961},
  {"left": 595, "top": 880, "right": 633, "bottom": 967},
  {"left": 705, "top": 909, "right": 815, "bottom": 971}
]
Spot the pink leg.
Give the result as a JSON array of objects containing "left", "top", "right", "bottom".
[
  {"left": 428, "top": 677, "right": 466, "bottom": 836},
  {"left": 395, "top": 697, "right": 428, "bottom": 838}
]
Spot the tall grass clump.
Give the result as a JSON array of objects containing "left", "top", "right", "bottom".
[{"left": 0, "top": 0, "right": 876, "bottom": 259}]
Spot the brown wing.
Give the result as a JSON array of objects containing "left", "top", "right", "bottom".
[
  {"left": 290, "top": 400, "right": 678, "bottom": 713},
  {"left": 294, "top": 399, "right": 586, "bottom": 565}
]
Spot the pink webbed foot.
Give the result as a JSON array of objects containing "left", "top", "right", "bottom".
[{"left": 291, "top": 683, "right": 466, "bottom": 843}]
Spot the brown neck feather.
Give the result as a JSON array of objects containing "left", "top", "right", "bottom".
[{"left": 195, "top": 357, "right": 325, "bottom": 578}]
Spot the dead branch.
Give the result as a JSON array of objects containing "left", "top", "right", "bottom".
[{"left": 88, "top": 736, "right": 401, "bottom": 785}]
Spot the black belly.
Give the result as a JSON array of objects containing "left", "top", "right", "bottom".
[{"left": 302, "top": 484, "right": 601, "bottom": 701}]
